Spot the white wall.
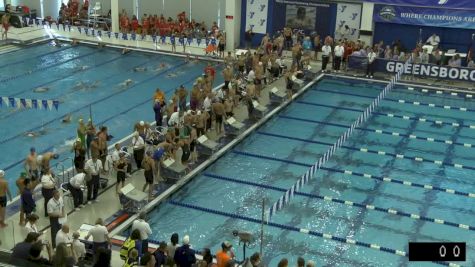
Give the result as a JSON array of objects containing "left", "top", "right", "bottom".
[
  {"left": 224, "top": 0, "right": 240, "bottom": 50},
  {"left": 118, "top": 0, "right": 134, "bottom": 18},
  {"left": 139, "top": 0, "right": 164, "bottom": 18}
]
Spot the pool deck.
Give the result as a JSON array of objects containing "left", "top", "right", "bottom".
[{"left": 0, "top": 25, "right": 325, "bottom": 266}]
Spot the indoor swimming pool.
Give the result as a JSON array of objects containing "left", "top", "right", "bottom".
[
  {"left": 135, "top": 77, "right": 475, "bottom": 266},
  {"left": 0, "top": 42, "right": 224, "bottom": 194}
]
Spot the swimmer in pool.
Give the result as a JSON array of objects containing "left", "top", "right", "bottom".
[
  {"left": 25, "top": 129, "right": 48, "bottom": 137},
  {"left": 154, "top": 63, "right": 167, "bottom": 71},
  {"left": 33, "top": 87, "right": 50, "bottom": 93},
  {"left": 122, "top": 48, "right": 130, "bottom": 55},
  {"left": 167, "top": 73, "right": 178, "bottom": 78},
  {"left": 61, "top": 114, "right": 72, "bottom": 123},
  {"left": 119, "top": 79, "right": 133, "bottom": 88},
  {"left": 133, "top": 67, "right": 147, "bottom": 72}
]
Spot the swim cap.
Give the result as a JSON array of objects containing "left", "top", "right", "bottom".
[
  {"left": 30, "top": 147, "right": 36, "bottom": 152},
  {"left": 183, "top": 235, "right": 190, "bottom": 245},
  {"left": 76, "top": 138, "right": 81, "bottom": 142},
  {"left": 52, "top": 154, "right": 59, "bottom": 159},
  {"left": 197, "top": 110, "right": 202, "bottom": 115},
  {"left": 79, "top": 118, "right": 83, "bottom": 123},
  {"left": 20, "top": 172, "right": 27, "bottom": 177},
  {"left": 37, "top": 155, "right": 43, "bottom": 162},
  {"left": 139, "top": 121, "right": 145, "bottom": 126},
  {"left": 0, "top": 170, "right": 4, "bottom": 177}
]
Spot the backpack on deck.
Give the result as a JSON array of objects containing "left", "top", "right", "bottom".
[{"left": 119, "top": 238, "right": 136, "bottom": 260}]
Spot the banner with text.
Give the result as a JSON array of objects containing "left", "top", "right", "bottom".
[
  {"left": 335, "top": 3, "right": 362, "bottom": 41},
  {"left": 245, "top": 0, "right": 269, "bottom": 34},
  {"left": 374, "top": 5, "right": 475, "bottom": 29},
  {"left": 366, "top": 0, "right": 475, "bottom": 10},
  {"left": 348, "top": 56, "right": 475, "bottom": 82}
]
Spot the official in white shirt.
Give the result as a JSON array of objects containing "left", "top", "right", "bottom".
[
  {"left": 55, "top": 224, "right": 72, "bottom": 246},
  {"left": 333, "top": 42, "right": 345, "bottom": 71},
  {"left": 72, "top": 232, "right": 86, "bottom": 261},
  {"left": 85, "top": 218, "right": 110, "bottom": 255},
  {"left": 69, "top": 171, "right": 86, "bottom": 210},
  {"left": 321, "top": 43, "right": 332, "bottom": 71},
  {"left": 41, "top": 168, "right": 56, "bottom": 217},
  {"left": 131, "top": 212, "right": 152, "bottom": 253},
  {"left": 366, "top": 48, "right": 377, "bottom": 79},
  {"left": 131, "top": 131, "right": 145, "bottom": 169},
  {"left": 426, "top": 33, "right": 440, "bottom": 48},
  {"left": 47, "top": 190, "right": 64, "bottom": 248},
  {"left": 85, "top": 156, "right": 103, "bottom": 203}
]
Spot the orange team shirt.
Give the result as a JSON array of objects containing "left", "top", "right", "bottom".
[
  {"left": 154, "top": 91, "right": 165, "bottom": 103},
  {"left": 216, "top": 250, "right": 231, "bottom": 267},
  {"left": 143, "top": 19, "right": 150, "bottom": 29}
]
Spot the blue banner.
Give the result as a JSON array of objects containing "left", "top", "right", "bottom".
[
  {"left": 367, "top": 0, "right": 475, "bottom": 10},
  {"left": 348, "top": 56, "right": 475, "bottom": 82},
  {"left": 374, "top": 5, "right": 475, "bottom": 29}
]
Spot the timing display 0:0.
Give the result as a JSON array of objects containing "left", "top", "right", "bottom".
[{"left": 409, "top": 242, "right": 466, "bottom": 261}]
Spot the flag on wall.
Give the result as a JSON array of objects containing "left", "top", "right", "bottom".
[
  {"left": 335, "top": 3, "right": 362, "bottom": 41},
  {"left": 0, "top": 97, "right": 59, "bottom": 110},
  {"left": 245, "top": 0, "right": 269, "bottom": 34}
]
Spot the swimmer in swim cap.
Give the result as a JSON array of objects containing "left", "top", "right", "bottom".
[
  {"left": 133, "top": 67, "right": 147, "bottom": 72},
  {"left": 33, "top": 87, "right": 50, "bottom": 93},
  {"left": 61, "top": 114, "right": 72, "bottom": 123}
]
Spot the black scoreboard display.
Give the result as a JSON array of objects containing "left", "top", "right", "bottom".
[{"left": 409, "top": 242, "right": 466, "bottom": 261}]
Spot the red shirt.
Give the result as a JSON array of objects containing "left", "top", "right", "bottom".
[
  {"left": 131, "top": 19, "right": 139, "bottom": 31},
  {"left": 204, "top": 66, "right": 216, "bottom": 77}
]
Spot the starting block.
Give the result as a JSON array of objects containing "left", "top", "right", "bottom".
[
  {"left": 224, "top": 117, "right": 245, "bottom": 136},
  {"left": 251, "top": 100, "right": 268, "bottom": 118},
  {"left": 269, "top": 86, "right": 287, "bottom": 104},
  {"left": 161, "top": 157, "right": 186, "bottom": 181},
  {"left": 196, "top": 135, "right": 218, "bottom": 156}
]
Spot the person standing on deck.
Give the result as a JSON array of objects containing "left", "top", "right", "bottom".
[{"left": 0, "top": 170, "right": 12, "bottom": 228}]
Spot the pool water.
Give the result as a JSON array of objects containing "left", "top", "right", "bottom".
[
  {"left": 0, "top": 42, "right": 224, "bottom": 194},
  {"left": 138, "top": 77, "right": 475, "bottom": 266}
]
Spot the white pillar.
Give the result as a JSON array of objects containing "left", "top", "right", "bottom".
[
  {"left": 224, "top": 0, "right": 241, "bottom": 51},
  {"left": 111, "top": 0, "right": 119, "bottom": 32},
  {"left": 43, "top": 0, "right": 61, "bottom": 18},
  {"left": 360, "top": 2, "right": 374, "bottom": 45}
]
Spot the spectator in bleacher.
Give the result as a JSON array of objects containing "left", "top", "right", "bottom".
[
  {"left": 449, "top": 54, "right": 462, "bottom": 67},
  {"left": 420, "top": 48, "right": 430, "bottom": 64},
  {"left": 72, "top": 231, "right": 86, "bottom": 262},
  {"left": 11, "top": 232, "right": 42, "bottom": 264},
  {"left": 297, "top": 257, "right": 305, "bottom": 267},
  {"left": 52, "top": 242, "right": 76, "bottom": 267},
  {"left": 277, "top": 258, "right": 289, "bottom": 267},
  {"left": 384, "top": 45, "right": 392, "bottom": 59},
  {"left": 174, "top": 235, "right": 196, "bottom": 267},
  {"left": 153, "top": 241, "right": 168, "bottom": 266},
  {"left": 426, "top": 33, "right": 441, "bottom": 48},
  {"left": 216, "top": 241, "right": 234, "bottom": 267},
  {"left": 28, "top": 242, "right": 53, "bottom": 265},
  {"left": 167, "top": 233, "right": 179, "bottom": 266},
  {"left": 25, "top": 214, "right": 40, "bottom": 234},
  {"left": 431, "top": 48, "right": 443, "bottom": 65}
]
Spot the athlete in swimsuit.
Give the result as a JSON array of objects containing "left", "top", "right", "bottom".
[{"left": 0, "top": 170, "right": 12, "bottom": 228}]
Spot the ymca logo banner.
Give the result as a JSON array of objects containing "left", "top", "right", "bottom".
[
  {"left": 246, "top": 0, "right": 269, "bottom": 34},
  {"left": 374, "top": 5, "right": 475, "bottom": 29},
  {"left": 335, "top": 3, "right": 362, "bottom": 41},
  {"left": 366, "top": 0, "right": 475, "bottom": 10}
]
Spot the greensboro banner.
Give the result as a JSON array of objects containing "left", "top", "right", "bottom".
[
  {"left": 348, "top": 56, "right": 475, "bottom": 82},
  {"left": 366, "top": 0, "right": 475, "bottom": 10},
  {"left": 374, "top": 5, "right": 475, "bottom": 29}
]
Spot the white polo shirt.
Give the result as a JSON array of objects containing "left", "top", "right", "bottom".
[
  {"left": 72, "top": 239, "right": 86, "bottom": 260},
  {"left": 368, "top": 52, "right": 377, "bottom": 63},
  {"left": 47, "top": 197, "right": 64, "bottom": 217},
  {"left": 322, "top": 45, "right": 332, "bottom": 56},
  {"left": 41, "top": 174, "right": 56, "bottom": 189},
  {"left": 131, "top": 136, "right": 145, "bottom": 150},
  {"left": 85, "top": 159, "right": 103, "bottom": 176},
  {"left": 168, "top": 112, "right": 181, "bottom": 126},
  {"left": 70, "top": 173, "right": 86, "bottom": 189},
  {"left": 131, "top": 219, "right": 152, "bottom": 240},
  {"left": 247, "top": 70, "right": 255, "bottom": 82},
  {"left": 334, "top": 45, "right": 344, "bottom": 57},
  {"left": 88, "top": 224, "right": 109, "bottom": 243},
  {"left": 426, "top": 35, "right": 440, "bottom": 46},
  {"left": 55, "top": 230, "right": 72, "bottom": 246}
]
